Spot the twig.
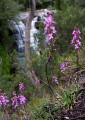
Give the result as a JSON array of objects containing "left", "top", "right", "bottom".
[
  {"left": 45, "top": 55, "right": 54, "bottom": 94},
  {"left": 74, "top": 69, "right": 85, "bottom": 76}
]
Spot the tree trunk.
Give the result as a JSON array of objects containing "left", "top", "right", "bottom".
[
  {"left": 25, "top": 0, "right": 35, "bottom": 81},
  {"left": 57, "top": 0, "right": 61, "bottom": 10},
  {"left": 25, "top": 0, "right": 35, "bottom": 65},
  {"left": 25, "top": 0, "right": 40, "bottom": 84}
]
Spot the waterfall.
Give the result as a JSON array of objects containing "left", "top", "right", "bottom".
[
  {"left": 8, "top": 20, "right": 25, "bottom": 60},
  {"left": 8, "top": 9, "right": 51, "bottom": 60},
  {"left": 30, "top": 16, "right": 39, "bottom": 50},
  {"left": 9, "top": 16, "right": 40, "bottom": 59}
]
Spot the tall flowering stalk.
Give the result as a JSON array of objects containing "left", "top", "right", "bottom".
[
  {"left": 60, "top": 58, "right": 71, "bottom": 74},
  {"left": 53, "top": 75, "right": 58, "bottom": 84},
  {"left": 11, "top": 91, "right": 18, "bottom": 109},
  {"left": 0, "top": 92, "right": 9, "bottom": 107},
  {"left": 18, "top": 82, "right": 27, "bottom": 119},
  {"left": 60, "top": 62, "right": 66, "bottom": 74},
  {"left": 0, "top": 82, "right": 27, "bottom": 119},
  {"left": 60, "top": 58, "right": 72, "bottom": 85},
  {"left": 19, "top": 82, "right": 24, "bottom": 91},
  {"left": 11, "top": 83, "right": 26, "bottom": 109},
  {"left": 71, "top": 28, "right": 81, "bottom": 68},
  {"left": 44, "top": 12, "right": 57, "bottom": 94},
  {"left": 18, "top": 94, "right": 26, "bottom": 105},
  {"left": 0, "top": 91, "right": 9, "bottom": 120},
  {"left": 44, "top": 12, "right": 56, "bottom": 42},
  {"left": 11, "top": 83, "right": 27, "bottom": 119},
  {"left": 71, "top": 28, "right": 81, "bottom": 49}
]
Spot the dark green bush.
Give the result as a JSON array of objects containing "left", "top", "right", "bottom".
[{"left": 53, "top": 6, "right": 85, "bottom": 53}]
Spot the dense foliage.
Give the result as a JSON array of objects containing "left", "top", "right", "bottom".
[
  {"left": 54, "top": 6, "right": 85, "bottom": 53},
  {"left": 0, "top": 0, "right": 85, "bottom": 119},
  {"left": 0, "top": 0, "right": 22, "bottom": 48},
  {"left": 0, "top": 0, "right": 23, "bottom": 96}
]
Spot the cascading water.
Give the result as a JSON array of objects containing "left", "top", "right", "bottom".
[
  {"left": 9, "top": 9, "right": 51, "bottom": 60},
  {"left": 30, "top": 16, "right": 39, "bottom": 50},
  {"left": 9, "top": 17, "right": 41, "bottom": 60},
  {"left": 8, "top": 20, "right": 25, "bottom": 60}
]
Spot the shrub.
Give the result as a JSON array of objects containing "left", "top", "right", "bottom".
[{"left": 54, "top": 6, "right": 85, "bottom": 53}]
